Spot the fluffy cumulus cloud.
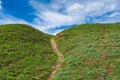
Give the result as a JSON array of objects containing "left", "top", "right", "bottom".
[{"left": 29, "top": 0, "right": 120, "bottom": 34}]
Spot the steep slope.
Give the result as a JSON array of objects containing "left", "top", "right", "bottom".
[
  {"left": 54, "top": 23, "right": 120, "bottom": 80},
  {"left": 0, "top": 24, "right": 57, "bottom": 80}
]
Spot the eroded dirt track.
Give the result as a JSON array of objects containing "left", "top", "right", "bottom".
[{"left": 48, "top": 38, "right": 64, "bottom": 80}]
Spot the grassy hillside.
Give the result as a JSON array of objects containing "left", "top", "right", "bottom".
[
  {"left": 54, "top": 23, "right": 120, "bottom": 80},
  {"left": 0, "top": 24, "right": 57, "bottom": 80}
]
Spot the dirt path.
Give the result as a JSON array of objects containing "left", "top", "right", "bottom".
[{"left": 48, "top": 38, "right": 64, "bottom": 80}]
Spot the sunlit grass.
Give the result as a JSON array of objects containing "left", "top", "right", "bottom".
[
  {"left": 0, "top": 24, "right": 57, "bottom": 80},
  {"left": 55, "top": 23, "right": 120, "bottom": 80}
]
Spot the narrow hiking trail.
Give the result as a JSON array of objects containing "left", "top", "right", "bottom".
[{"left": 48, "top": 38, "right": 64, "bottom": 80}]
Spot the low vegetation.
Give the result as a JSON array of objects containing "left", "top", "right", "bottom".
[
  {"left": 0, "top": 24, "right": 57, "bottom": 80},
  {"left": 54, "top": 23, "right": 120, "bottom": 80},
  {"left": 1, "top": 23, "right": 120, "bottom": 80}
]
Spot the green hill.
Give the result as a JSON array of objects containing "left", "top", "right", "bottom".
[
  {"left": 1, "top": 23, "right": 120, "bottom": 80},
  {"left": 0, "top": 24, "right": 57, "bottom": 80},
  {"left": 54, "top": 23, "right": 120, "bottom": 80}
]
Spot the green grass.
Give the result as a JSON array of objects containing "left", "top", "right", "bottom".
[
  {"left": 54, "top": 23, "right": 120, "bottom": 80},
  {"left": 0, "top": 24, "right": 57, "bottom": 80},
  {"left": 1, "top": 23, "right": 120, "bottom": 80}
]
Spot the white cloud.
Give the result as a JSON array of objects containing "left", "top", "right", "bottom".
[
  {"left": 108, "top": 12, "right": 120, "bottom": 17},
  {"left": 0, "top": 0, "right": 2, "bottom": 9},
  {"left": 0, "top": 1, "right": 31, "bottom": 27},
  {"left": 0, "top": 0, "right": 120, "bottom": 35},
  {"left": 29, "top": 0, "right": 120, "bottom": 34},
  {"left": 39, "top": 11, "right": 73, "bottom": 29},
  {"left": 67, "top": 3, "right": 84, "bottom": 13},
  {"left": 0, "top": 1, "right": 28, "bottom": 25},
  {"left": 85, "top": 2, "right": 104, "bottom": 12},
  {"left": 0, "top": 12, "right": 28, "bottom": 24}
]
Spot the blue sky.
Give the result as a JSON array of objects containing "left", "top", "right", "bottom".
[{"left": 0, "top": 0, "right": 120, "bottom": 34}]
